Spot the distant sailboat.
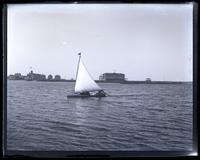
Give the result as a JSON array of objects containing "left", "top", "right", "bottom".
[{"left": 67, "top": 53, "right": 107, "bottom": 98}]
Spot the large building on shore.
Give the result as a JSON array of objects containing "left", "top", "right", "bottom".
[
  {"left": 99, "top": 73, "right": 125, "bottom": 82},
  {"left": 26, "top": 70, "right": 46, "bottom": 81}
]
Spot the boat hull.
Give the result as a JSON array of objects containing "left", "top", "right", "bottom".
[{"left": 67, "top": 94, "right": 106, "bottom": 98}]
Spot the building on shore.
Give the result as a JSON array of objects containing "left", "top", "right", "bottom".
[
  {"left": 8, "top": 74, "right": 15, "bottom": 80},
  {"left": 8, "top": 71, "right": 66, "bottom": 81},
  {"left": 99, "top": 72, "right": 125, "bottom": 82},
  {"left": 8, "top": 73, "right": 25, "bottom": 80},
  {"left": 145, "top": 78, "right": 151, "bottom": 82},
  {"left": 55, "top": 75, "right": 61, "bottom": 80},
  {"left": 48, "top": 74, "right": 53, "bottom": 80},
  {"left": 8, "top": 74, "right": 16, "bottom": 80},
  {"left": 26, "top": 70, "right": 46, "bottom": 81}
]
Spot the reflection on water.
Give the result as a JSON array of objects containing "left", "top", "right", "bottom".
[
  {"left": 7, "top": 81, "right": 193, "bottom": 151},
  {"left": 74, "top": 99, "right": 90, "bottom": 126}
]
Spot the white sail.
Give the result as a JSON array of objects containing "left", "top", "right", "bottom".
[{"left": 75, "top": 58, "right": 101, "bottom": 93}]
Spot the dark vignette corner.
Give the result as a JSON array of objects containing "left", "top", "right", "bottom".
[
  {"left": 2, "top": 2, "right": 8, "bottom": 158},
  {"left": 193, "top": 1, "right": 199, "bottom": 156}
]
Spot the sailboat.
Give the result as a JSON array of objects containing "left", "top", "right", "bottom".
[{"left": 67, "top": 53, "right": 107, "bottom": 98}]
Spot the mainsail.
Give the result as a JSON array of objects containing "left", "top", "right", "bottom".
[{"left": 74, "top": 54, "right": 102, "bottom": 93}]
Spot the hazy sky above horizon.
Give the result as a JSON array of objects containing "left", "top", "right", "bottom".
[{"left": 7, "top": 3, "right": 193, "bottom": 81}]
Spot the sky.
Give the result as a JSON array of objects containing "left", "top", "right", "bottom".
[{"left": 7, "top": 3, "right": 193, "bottom": 81}]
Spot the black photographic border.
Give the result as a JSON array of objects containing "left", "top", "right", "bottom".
[{"left": 1, "top": 0, "right": 198, "bottom": 158}]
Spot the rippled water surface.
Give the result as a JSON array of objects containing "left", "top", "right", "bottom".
[{"left": 7, "top": 81, "right": 193, "bottom": 151}]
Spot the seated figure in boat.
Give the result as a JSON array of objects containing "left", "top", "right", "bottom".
[
  {"left": 80, "top": 91, "right": 90, "bottom": 96},
  {"left": 95, "top": 90, "right": 106, "bottom": 97}
]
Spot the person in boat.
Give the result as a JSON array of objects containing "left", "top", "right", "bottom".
[
  {"left": 80, "top": 91, "right": 90, "bottom": 96},
  {"left": 95, "top": 90, "right": 106, "bottom": 96}
]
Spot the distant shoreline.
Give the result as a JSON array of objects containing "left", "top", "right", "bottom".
[{"left": 7, "top": 79, "right": 192, "bottom": 84}]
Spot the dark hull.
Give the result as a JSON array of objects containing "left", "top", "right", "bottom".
[{"left": 67, "top": 94, "right": 106, "bottom": 98}]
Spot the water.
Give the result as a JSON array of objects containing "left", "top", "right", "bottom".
[{"left": 7, "top": 81, "right": 193, "bottom": 151}]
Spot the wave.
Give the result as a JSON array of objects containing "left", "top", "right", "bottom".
[{"left": 108, "top": 94, "right": 138, "bottom": 97}]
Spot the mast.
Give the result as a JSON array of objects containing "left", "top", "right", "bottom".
[{"left": 75, "top": 52, "right": 81, "bottom": 81}]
